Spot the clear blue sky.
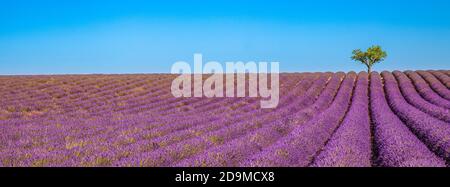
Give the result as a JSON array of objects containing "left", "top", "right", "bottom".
[{"left": 1, "top": 0, "right": 449, "bottom": 74}]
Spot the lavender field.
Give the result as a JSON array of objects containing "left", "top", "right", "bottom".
[{"left": 0, "top": 70, "right": 449, "bottom": 167}]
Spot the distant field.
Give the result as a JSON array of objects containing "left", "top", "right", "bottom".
[{"left": 0, "top": 70, "right": 449, "bottom": 167}]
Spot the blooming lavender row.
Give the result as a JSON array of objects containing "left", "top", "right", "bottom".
[
  {"left": 417, "top": 70, "right": 450, "bottom": 100},
  {"left": 173, "top": 73, "right": 344, "bottom": 166},
  {"left": 381, "top": 71, "right": 450, "bottom": 164},
  {"left": 392, "top": 71, "right": 450, "bottom": 122},
  {"left": 444, "top": 70, "right": 450, "bottom": 77},
  {"left": 311, "top": 72, "right": 371, "bottom": 167},
  {"left": 405, "top": 71, "right": 450, "bottom": 109},
  {"left": 241, "top": 72, "right": 355, "bottom": 167},
  {"left": 370, "top": 72, "right": 445, "bottom": 167},
  {"left": 430, "top": 71, "right": 450, "bottom": 88}
]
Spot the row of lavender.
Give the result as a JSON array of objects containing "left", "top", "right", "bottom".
[{"left": 0, "top": 70, "right": 449, "bottom": 167}]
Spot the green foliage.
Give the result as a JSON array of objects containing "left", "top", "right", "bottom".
[{"left": 351, "top": 45, "right": 387, "bottom": 73}]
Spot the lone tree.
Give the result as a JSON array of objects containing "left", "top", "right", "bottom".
[{"left": 351, "top": 45, "right": 387, "bottom": 74}]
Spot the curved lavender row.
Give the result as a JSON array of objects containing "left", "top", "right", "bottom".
[
  {"left": 431, "top": 71, "right": 450, "bottom": 89},
  {"left": 311, "top": 72, "right": 371, "bottom": 167},
  {"left": 417, "top": 71, "right": 450, "bottom": 100},
  {"left": 173, "top": 73, "right": 345, "bottom": 167},
  {"left": 241, "top": 73, "right": 355, "bottom": 167},
  {"left": 393, "top": 71, "right": 450, "bottom": 122},
  {"left": 382, "top": 71, "right": 450, "bottom": 164},
  {"left": 405, "top": 71, "right": 450, "bottom": 109},
  {"left": 370, "top": 72, "right": 445, "bottom": 167},
  {"left": 113, "top": 73, "right": 337, "bottom": 166},
  {"left": 444, "top": 70, "right": 450, "bottom": 77}
]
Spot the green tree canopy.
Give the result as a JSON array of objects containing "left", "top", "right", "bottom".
[{"left": 351, "top": 45, "right": 387, "bottom": 73}]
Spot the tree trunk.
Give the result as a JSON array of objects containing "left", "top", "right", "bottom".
[{"left": 367, "top": 65, "right": 371, "bottom": 74}]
